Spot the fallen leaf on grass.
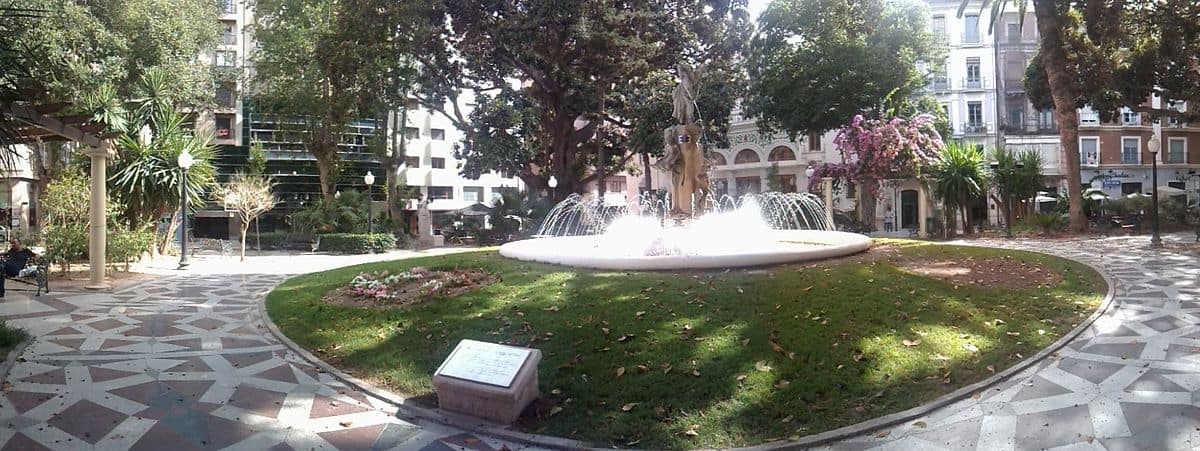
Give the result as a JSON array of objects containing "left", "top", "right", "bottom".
[
  {"left": 622, "top": 403, "right": 638, "bottom": 412},
  {"left": 986, "top": 365, "right": 995, "bottom": 373},
  {"left": 780, "top": 415, "right": 793, "bottom": 423},
  {"left": 736, "top": 374, "right": 747, "bottom": 381},
  {"left": 616, "top": 367, "right": 626, "bottom": 378},
  {"left": 549, "top": 406, "right": 563, "bottom": 417},
  {"left": 755, "top": 361, "right": 772, "bottom": 372},
  {"left": 775, "top": 379, "right": 790, "bottom": 389},
  {"left": 684, "top": 425, "right": 700, "bottom": 436},
  {"left": 963, "top": 343, "right": 979, "bottom": 353},
  {"left": 902, "top": 339, "right": 922, "bottom": 347}
]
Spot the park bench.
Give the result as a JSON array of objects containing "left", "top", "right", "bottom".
[{"left": 0, "top": 248, "right": 49, "bottom": 296}]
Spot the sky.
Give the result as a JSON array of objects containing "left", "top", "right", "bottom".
[{"left": 747, "top": 0, "right": 769, "bottom": 22}]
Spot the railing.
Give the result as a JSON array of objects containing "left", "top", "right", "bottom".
[
  {"left": 1001, "top": 121, "right": 1058, "bottom": 135},
  {"left": 962, "top": 77, "right": 988, "bottom": 90},
  {"left": 1079, "top": 112, "right": 1100, "bottom": 125},
  {"left": 929, "top": 78, "right": 950, "bottom": 90},
  {"left": 221, "top": 0, "right": 235, "bottom": 14}
]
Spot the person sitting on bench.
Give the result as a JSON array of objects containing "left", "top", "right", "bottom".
[{"left": 0, "top": 239, "right": 35, "bottom": 298}]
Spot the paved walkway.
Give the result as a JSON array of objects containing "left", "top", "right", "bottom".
[
  {"left": 0, "top": 235, "right": 1196, "bottom": 450},
  {"left": 0, "top": 249, "right": 536, "bottom": 450},
  {"left": 826, "top": 233, "right": 1200, "bottom": 451}
]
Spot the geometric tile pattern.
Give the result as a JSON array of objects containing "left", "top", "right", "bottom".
[
  {"left": 823, "top": 234, "right": 1200, "bottom": 451},
  {"left": 0, "top": 260, "right": 538, "bottom": 450}
]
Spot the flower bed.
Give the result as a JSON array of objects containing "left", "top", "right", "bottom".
[{"left": 325, "top": 267, "right": 496, "bottom": 308}]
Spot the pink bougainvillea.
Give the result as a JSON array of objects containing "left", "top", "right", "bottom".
[{"left": 807, "top": 114, "right": 945, "bottom": 196}]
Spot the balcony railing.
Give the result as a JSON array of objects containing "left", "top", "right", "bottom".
[
  {"left": 1001, "top": 121, "right": 1057, "bottom": 135},
  {"left": 929, "top": 78, "right": 950, "bottom": 90},
  {"left": 962, "top": 123, "right": 988, "bottom": 134},
  {"left": 221, "top": 0, "right": 235, "bottom": 14},
  {"left": 1079, "top": 111, "right": 1100, "bottom": 126},
  {"left": 222, "top": 33, "right": 236, "bottom": 45},
  {"left": 962, "top": 77, "right": 989, "bottom": 90}
]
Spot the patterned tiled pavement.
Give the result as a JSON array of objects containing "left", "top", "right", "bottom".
[
  {"left": 824, "top": 234, "right": 1200, "bottom": 451},
  {"left": 0, "top": 235, "right": 1196, "bottom": 450},
  {"left": 0, "top": 250, "right": 540, "bottom": 450}
]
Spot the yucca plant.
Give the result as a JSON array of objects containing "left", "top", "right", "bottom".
[{"left": 932, "top": 141, "right": 987, "bottom": 237}]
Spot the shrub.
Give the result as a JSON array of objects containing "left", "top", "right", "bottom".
[
  {"left": 1031, "top": 212, "right": 1063, "bottom": 235},
  {"left": 107, "top": 226, "right": 156, "bottom": 271},
  {"left": 316, "top": 233, "right": 397, "bottom": 254},
  {"left": 291, "top": 191, "right": 369, "bottom": 234},
  {"left": 43, "top": 223, "right": 88, "bottom": 273},
  {"left": 253, "top": 231, "right": 292, "bottom": 250}
]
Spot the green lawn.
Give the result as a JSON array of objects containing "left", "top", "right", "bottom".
[
  {"left": 0, "top": 321, "right": 27, "bottom": 357},
  {"left": 266, "top": 241, "right": 1104, "bottom": 449}
]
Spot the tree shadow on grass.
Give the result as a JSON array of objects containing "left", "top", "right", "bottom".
[{"left": 273, "top": 248, "right": 1104, "bottom": 449}]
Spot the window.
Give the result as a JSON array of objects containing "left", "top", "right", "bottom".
[
  {"left": 774, "top": 174, "right": 797, "bottom": 193},
  {"left": 214, "top": 50, "right": 236, "bottom": 67},
  {"left": 605, "top": 177, "right": 626, "bottom": 194},
  {"left": 931, "top": 65, "right": 950, "bottom": 90},
  {"left": 405, "top": 98, "right": 419, "bottom": 110},
  {"left": 403, "top": 127, "right": 419, "bottom": 140},
  {"left": 1006, "top": 100, "right": 1024, "bottom": 130},
  {"left": 964, "top": 15, "right": 980, "bottom": 43},
  {"left": 430, "top": 128, "right": 445, "bottom": 141},
  {"left": 428, "top": 186, "right": 453, "bottom": 200},
  {"left": 1080, "top": 137, "right": 1099, "bottom": 166},
  {"left": 1006, "top": 23, "right": 1020, "bottom": 43},
  {"left": 735, "top": 177, "right": 761, "bottom": 196},
  {"left": 215, "top": 84, "right": 235, "bottom": 108},
  {"left": 222, "top": 22, "right": 236, "bottom": 45},
  {"left": 965, "top": 58, "right": 981, "bottom": 88},
  {"left": 734, "top": 149, "right": 760, "bottom": 164},
  {"left": 462, "top": 186, "right": 484, "bottom": 203},
  {"left": 491, "top": 186, "right": 519, "bottom": 199},
  {"left": 710, "top": 153, "right": 727, "bottom": 166},
  {"left": 931, "top": 16, "right": 946, "bottom": 40},
  {"left": 1168, "top": 137, "right": 1187, "bottom": 164},
  {"left": 404, "top": 156, "right": 419, "bottom": 168},
  {"left": 1121, "top": 108, "right": 1141, "bottom": 126},
  {"left": 221, "top": 0, "right": 235, "bottom": 14},
  {"left": 1121, "top": 137, "right": 1140, "bottom": 164},
  {"left": 1079, "top": 108, "right": 1100, "bottom": 125},
  {"left": 1038, "top": 109, "right": 1056, "bottom": 131},
  {"left": 967, "top": 101, "right": 983, "bottom": 128},
  {"left": 808, "top": 132, "right": 821, "bottom": 151},
  {"left": 431, "top": 157, "right": 445, "bottom": 169},
  {"left": 215, "top": 114, "right": 234, "bottom": 139},
  {"left": 1121, "top": 182, "right": 1143, "bottom": 196},
  {"left": 768, "top": 146, "right": 796, "bottom": 161}
]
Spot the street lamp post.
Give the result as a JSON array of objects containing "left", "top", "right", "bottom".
[
  {"left": 1148, "top": 135, "right": 1163, "bottom": 247},
  {"left": 547, "top": 175, "right": 558, "bottom": 200},
  {"left": 363, "top": 171, "right": 375, "bottom": 235},
  {"left": 177, "top": 150, "right": 195, "bottom": 269}
]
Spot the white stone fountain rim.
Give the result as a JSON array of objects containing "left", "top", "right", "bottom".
[{"left": 498, "top": 230, "right": 872, "bottom": 271}]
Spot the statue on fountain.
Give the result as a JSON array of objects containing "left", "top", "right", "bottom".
[{"left": 655, "top": 62, "right": 710, "bottom": 215}]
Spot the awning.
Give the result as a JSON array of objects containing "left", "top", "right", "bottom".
[
  {"left": 455, "top": 202, "right": 493, "bottom": 217},
  {"left": 1034, "top": 195, "right": 1057, "bottom": 203},
  {"left": 1157, "top": 185, "right": 1186, "bottom": 195},
  {"left": 1125, "top": 192, "right": 1150, "bottom": 198},
  {"left": 425, "top": 199, "right": 477, "bottom": 211}
]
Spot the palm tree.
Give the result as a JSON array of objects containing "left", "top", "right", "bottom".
[
  {"left": 933, "top": 141, "right": 987, "bottom": 237},
  {"left": 961, "top": 0, "right": 1085, "bottom": 232},
  {"left": 990, "top": 147, "right": 1046, "bottom": 228}
]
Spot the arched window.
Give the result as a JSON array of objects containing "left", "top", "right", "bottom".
[
  {"left": 734, "top": 149, "right": 760, "bottom": 164},
  {"left": 710, "top": 153, "right": 727, "bottom": 166},
  {"left": 768, "top": 146, "right": 796, "bottom": 162}
]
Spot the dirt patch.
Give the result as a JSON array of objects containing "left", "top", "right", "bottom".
[
  {"left": 895, "top": 255, "right": 1061, "bottom": 289},
  {"left": 323, "top": 267, "right": 497, "bottom": 309}
]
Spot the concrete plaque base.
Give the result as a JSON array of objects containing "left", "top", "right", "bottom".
[{"left": 433, "top": 341, "right": 541, "bottom": 424}]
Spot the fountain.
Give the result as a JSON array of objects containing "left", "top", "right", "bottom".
[{"left": 498, "top": 63, "right": 871, "bottom": 270}]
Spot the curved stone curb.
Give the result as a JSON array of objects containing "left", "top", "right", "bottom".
[
  {"left": 725, "top": 242, "right": 1118, "bottom": 450},
  {"left": 0, "top": 335, "right": 33, "bottom": 387},
  {"left": 259, "top": 244, "right": 1116, "bottom": 451},
  {"left": 257, "top": 275, "right": 602, "bottom": 451}
]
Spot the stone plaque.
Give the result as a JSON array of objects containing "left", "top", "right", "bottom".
[{"left": 435, "top": 339, "right": 533, "bottom": 388}]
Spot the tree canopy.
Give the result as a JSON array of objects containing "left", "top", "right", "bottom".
[
  {"left": 401, "top": 0, "right": 750, "bottom": 199},
  {"left": 745, "top": 0, "right": 944, "bottom": 137}
]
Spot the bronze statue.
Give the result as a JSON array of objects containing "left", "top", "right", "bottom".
[{"left": 656, "top": 62, "right": 710, "bottom": 215}]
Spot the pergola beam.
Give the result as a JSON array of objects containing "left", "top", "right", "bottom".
[{"left": 1, "top": 102, "right": 102, "bottom": 148}]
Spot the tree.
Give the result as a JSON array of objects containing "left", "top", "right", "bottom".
[
  {"left": 746, "top": 0, "right": 944, "bottom": 138},
  {"left": 215, "top": 174, "right": 277, "bottom": 261},
  {"left": 933, "top": 141, "right": 987, "bottom": 236},
  {"left": 766, "top": 163, "right": 782, "bottom": 192},
  {"left": 401, "top": 1, "right": 749, "bottom": 201},
  {"left": 990, "top": 147, "right": 1045, "bottom": 228},
  {"left": 809, "top": 114, "right": 945, "bottom": 230},
  {"left": 247, "top": 142, "right": 268, "bottom": 178}
]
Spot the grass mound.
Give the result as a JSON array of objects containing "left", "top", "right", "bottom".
[{"left": 266, "top": 241, "right": 1104, "bottom": 448}]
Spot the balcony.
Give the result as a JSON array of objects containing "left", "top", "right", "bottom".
[
  {"left": 1001, "top": 121, "right": 1057, "bottom": 135},
  {"left": 222, "top": 32, "right": 236, "bottom": 46},
  {"left": 961, "top": 77, "right": 990, "bottom": 90},
  {"left": 221, "top": 0, "right": 236, "bottom": 14},
  {"left": 962, "top": 123, "right": 989, "bottom": 135},
  {"left": 929, "top": 77, "right": 951, "bottom": 91},
  {"left": 1079, "top": 111, "right": 1100, "bottom": 126}
]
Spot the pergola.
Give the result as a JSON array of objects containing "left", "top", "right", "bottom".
[{"left": 1, "top": 100, "right": 112, "bottom": 289}]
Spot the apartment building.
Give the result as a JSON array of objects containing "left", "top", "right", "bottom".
[
  {"left": 994, "top": 8, "right": 1063, "bottom": 186},
  {"left": 928, "top": 1, "right": 1000, "bottom": 149}
]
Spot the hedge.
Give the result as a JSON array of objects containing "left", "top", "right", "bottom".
[{"left": 315, "top": 233, "right": 397, "bottom": 254}]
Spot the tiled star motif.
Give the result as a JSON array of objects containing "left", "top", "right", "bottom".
[{"left": 0, "top": 269, "right": 540, "bottom": 450}]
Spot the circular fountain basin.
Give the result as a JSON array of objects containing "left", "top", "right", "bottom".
[{"left": 499, "top": 230, "right": 872, "bottom": 271}]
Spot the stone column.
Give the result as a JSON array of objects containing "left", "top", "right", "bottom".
[
  {"left": 759, "top": 167, "right": 770, "bottom": 193},
  {"left": 822, "top": 177, "right": 834, "bottom": 229},
  {"left": 85, "top": 143, "right": 110, "bottom": 290},
  {"left": 917, "top": 178, "right": 928, "bottom": 238}
]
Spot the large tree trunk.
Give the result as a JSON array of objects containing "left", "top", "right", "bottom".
[
  {"left": 239, "top": 222, "right": 248, "bottom": 261},
  {"left": 159, "top": 209, "right": 180, "bottom": 255},
  {"left": 1035, "top": 0, "right": 1086, "bottom": 232},
  {"left": 642, "top": 152, "right": 653, "bottom": 191}
]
